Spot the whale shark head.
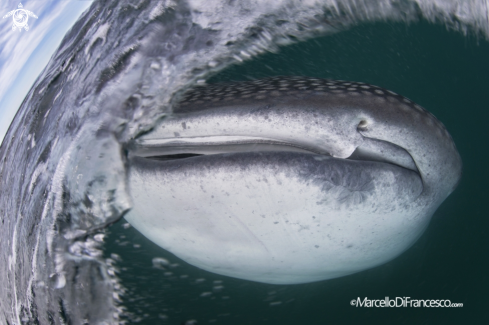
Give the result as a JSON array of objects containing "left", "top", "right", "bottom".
[{"left": 124, "top": 76, "right": 462, "bottom": 284}]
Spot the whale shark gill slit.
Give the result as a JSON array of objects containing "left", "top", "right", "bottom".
[{"left": 124, "top": 76, "right": 461, "bottom": 284}]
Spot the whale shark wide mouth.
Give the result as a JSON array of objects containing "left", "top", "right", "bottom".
[{"left": 129, "top": 134, "right": 420, "bottom": 174}]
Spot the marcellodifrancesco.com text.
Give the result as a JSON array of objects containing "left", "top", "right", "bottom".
[{"left": 350, "top": 297, "right": 463, "bottom": 308}]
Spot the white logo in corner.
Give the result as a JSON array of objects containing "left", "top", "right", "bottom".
[{"left": 3, "top": 3, "right": 38, "bottom": 32}]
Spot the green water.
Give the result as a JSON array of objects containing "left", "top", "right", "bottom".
[{"left": 106, "top": 21, "right": 488, "bottom": 324}]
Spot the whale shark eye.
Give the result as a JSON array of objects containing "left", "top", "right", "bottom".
[{"left": 357, "top": 120, "right": 368, "bottom": 130}]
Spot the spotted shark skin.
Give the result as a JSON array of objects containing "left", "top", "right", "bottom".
[{"left": 125, "top": 76, "right": 462, "bottom": 284}]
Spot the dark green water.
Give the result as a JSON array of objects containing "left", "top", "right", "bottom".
[{"left": 105, "top": 21, "right": 489, "bottom": 324}]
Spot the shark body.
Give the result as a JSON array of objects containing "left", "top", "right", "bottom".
[{"left": 125, "top": 77, "right": 461, "bottom": 284}]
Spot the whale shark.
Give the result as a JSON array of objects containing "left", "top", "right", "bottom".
[{"left": 124, "top": 76, "right": 462, "bottom": 284}]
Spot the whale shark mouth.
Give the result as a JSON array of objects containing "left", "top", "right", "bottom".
[{"left": 130, "top": 134, "right": 420, "bottom": 174}]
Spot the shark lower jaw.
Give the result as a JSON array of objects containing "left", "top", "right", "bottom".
[{"left": 125, "top": 140, "right": 425, "bottom": 285}]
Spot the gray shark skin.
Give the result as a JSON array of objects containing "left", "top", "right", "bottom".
[{"left": 125, "top": 76, "right": 462, "bottom": 284}]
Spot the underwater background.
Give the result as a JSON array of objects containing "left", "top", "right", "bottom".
[
  {"left": 106, "top": 21, "right": 488, "bottom": 324},
  {"left": 0, "top": 0, "right": 487, "bottom": 324}
]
